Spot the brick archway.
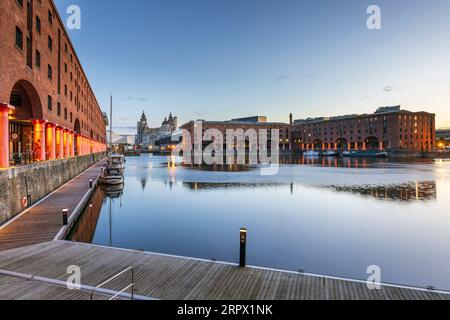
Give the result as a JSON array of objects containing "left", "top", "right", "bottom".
[
  {"left": 9, "top": 80, "right": 43, "bottom": 120},
  {"left": 6, "top": 80, "right": 43, "bottom": 165},
  {"left": 365, "top": 136, "right": 380, "bottom": 150},
  {"left": 336, "top": 138, "right": 348, "bottom": 150}
]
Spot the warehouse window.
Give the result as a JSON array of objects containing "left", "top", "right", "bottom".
[
  {"left": 15, "top": 26, "right": 23, "bottom": 51},
  {"left": 47, "top": 96, "right": 52, "bottom": 111},
  {"left": 35, "top": 50, "right": 41, "bottom": 69}
]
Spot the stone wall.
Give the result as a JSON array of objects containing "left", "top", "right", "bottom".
[{"left": 0, "top": 153, "right": 106, "bottom": 225}]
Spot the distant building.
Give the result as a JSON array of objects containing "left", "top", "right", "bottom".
[
  {"left": 107, "top": 130, "right": 136, "bottom": 146},
  {"left": 436, "top": 129, "right": 450, "bottom": 141},
  {"left": 292, "top": 106, "right": 436, "bottom": 152},
  {"left": 230, "top": 116, "right": 267, "bottom": 123},
  {"left": 136, "top": 111, "right": 179, "bottom": 148},
  {"left": 181, "top": 119, "right": 292, "bottom": 151},
  {"left": 154, "top": 130, "right": 183, "bottom": 150}
]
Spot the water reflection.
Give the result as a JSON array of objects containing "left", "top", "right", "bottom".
[
  {"left": 70, "top": 184, "right": 124, "bottom": 243},
  {"left": 68, "top": 155, "right": 450, "bottom": 291},
  {"left": 69, "top": 187, "right": 104, "bottom": 243},
  {"left": 182, "top": 181, "right": 437, "bottom": 202},
  {"left": 328, "top": 181, "right": 437, "bottom": 202},
  {"left": 100, "top": 184, "right": 125, "bottom": 198}
]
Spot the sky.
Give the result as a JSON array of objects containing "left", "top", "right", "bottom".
[{"left": 54, "top": 0, "right": 450, "bottom": 134}]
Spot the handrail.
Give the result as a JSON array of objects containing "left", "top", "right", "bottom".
[{"left": 90, "top": 267, "right": 135, "bottom": 300}]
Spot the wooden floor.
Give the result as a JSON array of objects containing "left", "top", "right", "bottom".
[
  {"left": 0, "top": 160, "right": 105, "bottom": 252},
  {"left": 0, "top": 241, "right": 449, "bottom": 300}
]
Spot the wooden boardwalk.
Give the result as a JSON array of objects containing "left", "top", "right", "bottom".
[
  {"left": 0, "top": 160, "right": 105, "bottom": 252},
  {"left": 0, "top": 241, "right": 449, "bottom": 300}
]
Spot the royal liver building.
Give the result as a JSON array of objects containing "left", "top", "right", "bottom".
[{"left": 136, "top": 112, "right": 178, "bottom": 147}]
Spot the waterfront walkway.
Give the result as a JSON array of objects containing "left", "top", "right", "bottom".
[
  {"left": 0, "top": 160, "right": 106, "bottom": 252},
  {"left": 0, "top": 241, "right": 449, "bottom": 300}
]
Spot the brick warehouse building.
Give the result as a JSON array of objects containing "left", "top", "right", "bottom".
[
  {"left": 0, "top": 0, "right": 106, "bottom": 168},
  {"left": 292, "top": 106, "right": 436, "bottom": 152},
  {"left": 181, "top": 118, "right": 292, "bottom": 152},
  {"left": 181, "top": 106, "right": 436, "bottom": 155}
]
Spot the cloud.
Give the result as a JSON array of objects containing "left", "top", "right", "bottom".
[
  {"left": 275, "top": 74, "right": 290, "bottom": 83},
  {"left": 383, "top": 85, "right": 401, "bottom": 92},
  {"left": 127, "top": 97, "right": 149, "bottom": 101}
]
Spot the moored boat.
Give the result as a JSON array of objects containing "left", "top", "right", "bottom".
[
  {"left": 303, "top": 150, "right": 320, "bottom": 157},
  {"left": 323, "top": 150, "right": 338, "bottom": 157},
  {"left": 99, "top": 167, "right": 124, "bottom": 185},
  {"left": 107, "top": 154, "right": 126, "bottom": 174},
  {"left": 123, "top": 149, "right": 142, "bottom": 157},
  {"left": 342, "top": 150, "right": 388, "bottom": 158}
]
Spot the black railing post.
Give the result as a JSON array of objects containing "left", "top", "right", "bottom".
[
  {"left": 239, "top": 228, "right": 247, "bottom": 268},
  {"left": 62, "top": 209, "right": 69, "bottom": 225}
]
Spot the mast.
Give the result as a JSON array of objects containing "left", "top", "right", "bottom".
[{"left": 109, "top": 95, "right": 113, "bottom": 152}]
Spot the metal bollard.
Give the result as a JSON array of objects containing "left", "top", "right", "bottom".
[
  {"left": 239, "top": 228, "right": 247, "bottom": 268},
  {"left": 62, "top": 209, "right": 69, "bottom": 225}
]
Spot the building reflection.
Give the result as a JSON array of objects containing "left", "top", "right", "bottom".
[
  {"left": 183, "top": 181, "right": 437, "bottom": 202},
  {"left": 181, "top": 154, "right": 436, "bottom": 171},
  {"left": 69, "top": 184, "right": 124, "bottom": 243},
  {"left": 328, "top": 181, "right": 437, "bottom": 202},
  {"left": 279, "top": 155, "right": 436, "bottom": 168},
  {"left": 69, "top": 187, "right": 104, "bottom": 243},
  {"left": 183, "top": 163, "right": 253, "bottom": 172},
  {"left": 140, "top": 176, "right": 149, "bottom": 190}
]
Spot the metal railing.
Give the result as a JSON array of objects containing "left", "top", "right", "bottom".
[
  {"left": 10, "top": 151, "right": 35, "bottom": 165},
  {"left": 90, "top": 267, "right": 135, "bottom": 300}
]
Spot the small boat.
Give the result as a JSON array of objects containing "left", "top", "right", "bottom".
[
  {"left": 100, "top": 183, "right": 124, "bottom": 198},
  {"left": 342, "top": 150, "right": 388, "bottom": 158},
  {"left": 123, "top": 149, "right": 142, "bottom": 157},
  {"left": 107, "top": 154, "right": 126, "bottom": 174},
  {"left": 303, "top": 150, "right": 320, "bottom": 157},
  {"left": 323, "top": 150, "right": 338, "bottom": 157},
  {"left": 99, "top": 167, "right": 124, "bottom": 185}
]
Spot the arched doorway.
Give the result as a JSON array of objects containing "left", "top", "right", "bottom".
[
  {"left": 336, "top": 138, "right": 348, "bottom": 150},
  {"left": 365, "top": 137, "right": 380, "bottom": 150},
  {"left": 8, "top": 80, "right": 43, "bottom": 165},
  {"left": 313, "top": 139, "right": 322, "bottom": 150}
]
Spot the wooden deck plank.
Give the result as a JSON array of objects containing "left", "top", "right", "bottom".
[
  {"left": 0, "top": 160, "right": 106, "bottom": 252},
  {"left": 0, "top": 241, "right": 449, "bottom": 300}
]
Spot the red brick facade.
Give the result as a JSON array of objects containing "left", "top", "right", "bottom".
[
  {"left": 292, "top": 109, "right": 436, "bottom": 152},
  {"left": 0, "top": 0, "right": 106, "bottom": 167},
  {"left": 181, "top": 108, "right": 436, "bottom": 155},
  {"left": 181, "top": 121, "right": 292, "bottom": 151}
]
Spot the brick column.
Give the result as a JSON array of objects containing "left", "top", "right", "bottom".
[
  {"left": 68, "top": 132, "right": 74, "bottom": 157},
  {"left": 56, "top": 127, "right": 64, "bottom": 159},
  {"left": 81, "top": 136, "right": 85, "bottom": 155},
  {"left": 0, "top": 104, "right": 14, "bottom": 168},
  {"left": 75, "top": 134, "right": 80, "bottom": 155},
  {"left": 46, "top": 123, "right": 56, "bottom": 160},
  {"left": 33, "top": 120, "right": 47, "bottom": 161},
  {"left": 64, "top": 129, "right": 70, "bottom": 158}
]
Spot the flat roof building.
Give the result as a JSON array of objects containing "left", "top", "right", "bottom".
[
  {"left": 292, "top": 107, "right": 436, "bottom": 152},
  {"left": 230, "top": 116, "right": 267, "bottom": 123}
]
